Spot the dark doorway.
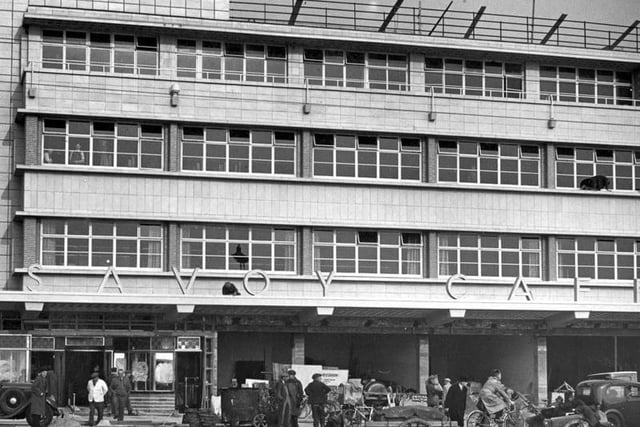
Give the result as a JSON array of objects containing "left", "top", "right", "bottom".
[
  {"left": 176, "top": 352, "right": 201, "bottom": 411},
  {"left": 65, "top": 350, "right": 105, "bottom": 406}
]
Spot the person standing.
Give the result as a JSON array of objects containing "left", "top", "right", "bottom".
[
  {"left": 426, "top": 374, "right": 443, "bottom": 407},
  {"left": 285, "top": 370, "right": 304, "bottom": 427},
  {"left": 304, "top": 373, "right": 331, "bottom": 427},
  {"left": 444, "top": 377, "right": 468, "bottom": 427},
  {"left": 442, "top": 377, "right": 452, "bottom": 403},
  {"left": 108, "top": 367, "right": 119, "bottom": 418},
  {"left": 125, "top": 370, "right": 136, "bottom": 415},
  {"left": 28, "top": 367, "right": 48, "bottom": 427},
  {"left": 87, "top": 371, "right": 109, "bottom": 426},
  {"left": 275, "top": 375, "right": 292, "bottom": 427}
]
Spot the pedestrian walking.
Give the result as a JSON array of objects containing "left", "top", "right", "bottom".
[
  {"left": 87, "top": 371, "right": 109, "bottom": 426},
  {"left": 304, "top": 373, "right": 331, "bottom": 427},
  {"left": 110, "top": 368, "right": 130, "bottom": 421},
  {"left": 285, "top": 370, "right": 304, "bottom": 427},
  {"left": 444, "top": 377, "right": 468, "bottom": 427},
  {"left": 28, "top": 367, "right": 48, "bottom": 427}
]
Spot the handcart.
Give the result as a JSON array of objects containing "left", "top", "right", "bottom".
[{"left": 221, "top": 387, "right": 278, "bottom": 427}]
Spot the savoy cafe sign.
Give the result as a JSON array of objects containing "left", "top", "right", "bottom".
[{"left": 24, "top": 263, "right": 640, "bottom": 303}]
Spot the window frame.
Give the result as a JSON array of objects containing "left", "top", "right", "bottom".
[
  {"left": 180, "top": 126, "right": 296, "bottom": 175},
  {"left": 42, "top": 30, "right": 158, "bottom": 75},
  {"left": 425, "top": 57, "right": 525, "bottom": 99},
  {"left": 312, "top": 133, "right": 421, "bottom": 181},
  {"left": 539, "top": 65, "right": 633, "bottom": 105},
  {"left": 180, "top": 224, "right": 297, "bottom": 273},
  {"left": 42, "top": 119, "right": 164, "bottom": 170},
  {"left": 312, "top": 229, "right": 423, "bottom": 276},
  {"left": 303, "top": 49, "right": 409, "bottom": 91},
  {"left": 437, "top": 233, "right": 542, "bottom": 279},
  {"left": 40, "top": 219, "right": 163, "bottom": 270},
  {"left": 437, "top": 140, "right": 540, "bottom": 187}
]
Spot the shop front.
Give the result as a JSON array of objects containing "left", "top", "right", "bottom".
[{"left": 0, "top": 333, "right": 203, "bottom": 410}]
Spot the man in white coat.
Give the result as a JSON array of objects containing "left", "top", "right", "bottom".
[{"left": 87, "top": 371, "right": 109, "bottom": 426}]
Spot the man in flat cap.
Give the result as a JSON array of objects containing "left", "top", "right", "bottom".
[
  {"left": 304, "top": 373, "right": 331, "bottom": 427},
  {"left": 87, "top": 371, "right": 109, "bottom": 426},
  {"left": 286, "top": 370, "right": 304, "bottom": 427}
]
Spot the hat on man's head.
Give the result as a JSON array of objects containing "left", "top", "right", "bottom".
[
  {"left": 287, "top": 369, "right": 296, "bottom": 375},
  {"left": 35, "top": 366, "right": 48, "bottom": 374},
  {"left": 312, "top": 373, "right": 322, "bottom": 380},
  {"left": 91, "top": 372, "right": 100, "bottom": 378}
]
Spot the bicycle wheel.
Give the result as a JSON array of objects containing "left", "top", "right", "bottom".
[
  {"left": 342, "top": 408, "right": 358, "bottom": 427},
  {"left": 323, "top": 400, "right": 341, "bottom": 414},
  {"left": 467, "top": 410, "right": 492, "bottom": 427},
  {"left": 299, "top": 403, "right": 312, "bottom": 419}
]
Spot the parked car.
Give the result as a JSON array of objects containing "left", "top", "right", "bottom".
[
  {"left": 0, "top": 382, "right": 59, "bottom": 426},
  {"left": 575, "top": 377, "right": 640, "bottom": 427}
]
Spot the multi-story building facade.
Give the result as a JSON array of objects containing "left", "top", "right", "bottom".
[{"left": 1, "top": 0, "right": 639, "bottom": 410}]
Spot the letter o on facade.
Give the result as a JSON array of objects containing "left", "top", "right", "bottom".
[{"left": 242, "top": 270, "right": 270, "bottom": 296}]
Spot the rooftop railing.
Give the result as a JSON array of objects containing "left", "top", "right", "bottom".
[{"left": 27, "top": 0, "right": 640, "bottom": 53}]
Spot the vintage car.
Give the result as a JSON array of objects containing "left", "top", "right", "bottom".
[
  {"left": 0, "top": 382, "right": 59, "bottom": 426},
  {"left": 574, "top": 377, "right": 640, "bottom": 427}
]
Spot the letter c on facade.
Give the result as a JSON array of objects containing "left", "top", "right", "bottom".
[{"left": 446, "top": 274, "right": 466, "bottom": 300}]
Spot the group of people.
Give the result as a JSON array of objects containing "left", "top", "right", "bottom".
[
  {"left": 86, "top": 367, "right": 136, "bottom": 426},
  {"left": 425, "top": 373, "right": 469, "bottom": 427},
  {"left": 273, "top": 370, "right": 331, "bottom": 427}
]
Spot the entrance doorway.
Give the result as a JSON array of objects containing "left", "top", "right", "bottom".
[
  {"left": 65, "top": 350, "right": 106, "bottom": 406},
  {"left": 176, "top": 352, "right": 201, "bottom": 410}
]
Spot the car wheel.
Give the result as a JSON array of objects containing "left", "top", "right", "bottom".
[
  {"left": 606, "top": 413, "right": 624, "bottom": 427},
  {"left": 0, "top": 389, "right": 27, "bottom": 414}
]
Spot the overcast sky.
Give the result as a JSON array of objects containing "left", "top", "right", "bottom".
[{"left": 408, "top": 0, "right": 639, "bottom": 25}]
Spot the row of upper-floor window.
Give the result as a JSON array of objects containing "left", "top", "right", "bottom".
[
  {"left": 40, "top": 118, "right": 640, "bottom": 191},
  {"left": 38, "top": 219, "right": 640, "bottom": 281},
  {"left": 39, "top": 30, "right": 638, "bottom": 105}
]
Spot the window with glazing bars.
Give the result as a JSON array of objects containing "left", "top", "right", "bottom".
[
  {"left": 437, "top": 140, "right": 539, "bottom": 186},
  {"left": 555, "top": 146, "right": 640, "bottom": 190},
  {"left": 438, "top": 233, "right": 541, "bottom": 278},
  {"left": 41, "top": 219, "right": 163, "bottom": 269},
  {"left": 177, "top": 39, "right": 286, "bottom": 82},
  {"left": 42, "top": 119, "right": 163, "bottom": 169},
  {"left": 425, "top": 58, "right": 524, "bottom": 98},
  {"left": 313, "top": 230, "right": 422, "bottom": 275},
  {"left": 181, "top": 127, "right": 295, "bottom": 175},
  {"left": 304, "top": 49, "right": 408, "bottom": 90},
  {"left": 181, "top": 225, "right": 296, "bottom": 272},
  {"left": 42, "top": 30, "right": 158, "bottom": 75},
  {"left": 557, "top": 237, "right": 639, "bottom": 280},
  {"left": 539, "top": 66, "right": 633, "bottom": 105},
  {"left": 313, "top": 134, "right": 420, "bottom": 180}
]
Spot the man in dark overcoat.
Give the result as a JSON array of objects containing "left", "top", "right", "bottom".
[
  {"left": 29, "top": 367, "right": 48, "bottom": 427},
  {"left": 444, "top": 376, "right": 468, "bottom": 427}
]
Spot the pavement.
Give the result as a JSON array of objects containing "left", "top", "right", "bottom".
[{"left": 0, "top": 407, "right": 188, "bottom": 426}]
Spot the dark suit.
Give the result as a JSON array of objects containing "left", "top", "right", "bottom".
[
  {"left": 29, "top": 374, "right": 47, "bottom": 427},
  {"left": 444, "top": 382, "right": 467, "bottom": 427}
]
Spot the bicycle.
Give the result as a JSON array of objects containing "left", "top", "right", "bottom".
[{"left": 342, "top": 404, "right": 375, "bottom": 427}]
